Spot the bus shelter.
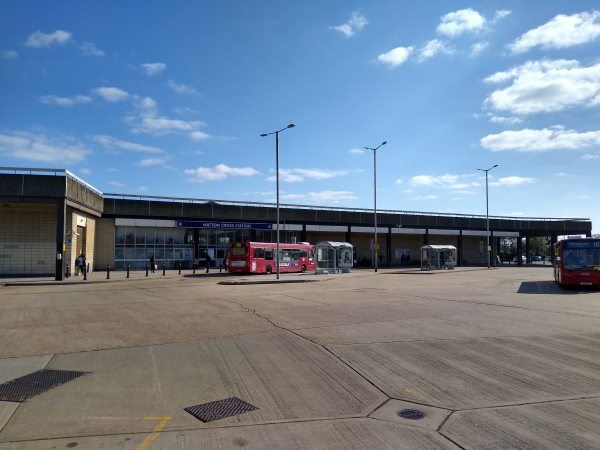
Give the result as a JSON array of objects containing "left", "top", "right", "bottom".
[
  {"left": 316, "top": 241, "right": 353, "bottom": 274},
  {"left": 421, "top": 245, "right": 457, "bottom": 270}
]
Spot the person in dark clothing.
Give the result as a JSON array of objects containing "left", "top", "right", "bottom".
[
  {"left": 205, "top": 253, "right": 211, "bottom": 273},
  {"left": 80, "top": 253, "right": 87, "bottom": 275},
  {"left": 150, "top": 255, "right": 156, "bottom": 273}
]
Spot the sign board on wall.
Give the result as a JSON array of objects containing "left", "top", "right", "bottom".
[
  {"left": 76, "top": 215, "right": 87, "bottom": 227},
  {"left": 176, "top": 220, "right": 273, "bottom": 230}
]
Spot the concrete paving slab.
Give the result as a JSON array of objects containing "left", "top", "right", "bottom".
[
  {"left": 0, "top": 403, "right": 18, "bottom": 434},
  {"left": 0, "top": 331, "right": 385, "bottom": 442},
  {"left": 369, "top": 399, "right": 451, "bottom": 431},
  {"left": 0, "top": 355, "right": 52, "bottom": 384},
  {"left": 331, "top": 333, "right": 600, "bottom": 410},
  {"left": 441, "top": 398, "right": 600, "bottom": 449},
  {"left": 0, "top": 418, "right": 458, "bottom": 449}
]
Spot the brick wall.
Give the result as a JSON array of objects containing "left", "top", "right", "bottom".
[{"left": 0, "top": 203, "right": 56, "bottom": 275}]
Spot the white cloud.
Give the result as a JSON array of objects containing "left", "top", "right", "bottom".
[
  {"left": 138, "top": 157, "right": 168, "bottom": 167},
  {"left": 25, "top": 30, "right": 72, "bottom": 48},
  {"left": 582, "top": 153, "right": 600, "bottom": 160},
  {"left": 189, "top": 131, "right": 210, "bottom": 141},
  {"left": 39, "top": 94, "right": 92, "bottom": 106},
  {"left": 488, "top": 115, "right": 523, "bottom": 125},
  {"left": 412, "top": 195, "right": 438, "bottom": 200},
  {"left": 555, "top": 172, "right": 568, "bottom": 176},
  {"left": 508, "top": 11, "right": 600, "bottom": 54},
  {"left": 395, "top": 179, "right": 402, "bottom": 185},
  {"left": 484, "top": 59, "right": 600, "bottom": 115},
  {"left": 80, "top": 41, "right": 104, "bottom": 56},
  {"left": 267, "top": 168, "right": 350, "bottom": 183},
  {"left": 349, "top": 148, "right": 365, "bottom": 155},
  {"left": 1, "top": 49, "right": 18, "bottom": 59},
  {"left": 92, "top": 86, "right": 129, "bottom": 102},
  {"left": 437, "top": 8, "right": 486, "bottom": 37},
  {"left": 489, "top": 176, "right": 534, "bottom": 187},
  {"left": 280, "top": 190, "right": 357, "bottom": 204},
  {"left": 80, "top": 168, "right": 92, "bottom": 175},
  {"left": 91, "top": 134, "right": 165, "bottom": 154},
  {"left": 411, "top": 174, "right": 459, "bottom": 186},
  {"left": 185, "top": 164, "right": 259, "bottom": 181},
  {"left": 0, "top": 130, "right": 89, "bottom": 164},
  {"left": 377, "top": 46, "right": 413, "bottom": 67},
  {"left": 131, "top": 115, "right": 204, "bottom": 134},
  {"left": 137, "top": 186, "right": 149, "bottom": 192},
  {"left": 330, "top": 10, "right": 368, "bottom": 38},
  {"left": 493, "top": 10, "right": 512, "bottom": 22},
  {"left": 109, "top": 180, "right": 126, "bottom": 188},
  {"left": 470, "top": 41, "right": 489, "bottom": 57},
  {"left": 417, "top": 39, "right": 454, "bottom": 62},
  {"left": 142, "top": 62, "right": 166, "bottom": 76},
  {"left": 481, "top": 126, "right": 600, "bottom": 152},
  {"left": 167, "top": 79, "right": 198, "bottom": 94}
]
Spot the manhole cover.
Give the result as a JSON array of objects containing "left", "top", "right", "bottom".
[
  {"left": 184, "top": 397, "right": 257, "bottom": 423},
  {"left": 0, "top": 369, "right": 88, "bottom": 402},
  {"left": 397, "top": 409, "right": 426, "bottom": 420}
]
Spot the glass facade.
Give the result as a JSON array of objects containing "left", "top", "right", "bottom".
[
  {"left": 114, "top": 226, "right": 193, "bottom": 270},
  {"left": 114, "top": 225, "right": 303, "bottom": 270}
]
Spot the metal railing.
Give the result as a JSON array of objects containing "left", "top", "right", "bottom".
[{"left": 0, "top": 167, "right": 103, "bottom": 197}]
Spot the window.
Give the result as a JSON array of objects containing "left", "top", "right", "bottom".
[
  {"left": 253, "top": 248, "right": 265, "bottom": 258},
  {"left": 299, "top": 250, "right": 307, "bottom": 258},
  {"left": 232, "top": 246, "right": 247, "bottom": 256},
  {"left": 265, "top": 250, "right": 273, "bottom": 260},
  {"left": 292, "top": 250, "right": 300, "bottom": 260}
]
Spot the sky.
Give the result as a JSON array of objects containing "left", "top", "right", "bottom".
[{"left": 1, "top": 1, "right": 599, "bottom": 232}]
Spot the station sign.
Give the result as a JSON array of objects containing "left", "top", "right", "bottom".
[{"left": 176, "top": 220, "right": 273, "bottom": 230}]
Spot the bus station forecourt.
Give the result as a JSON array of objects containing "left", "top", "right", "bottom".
[{"left": 1, "top": 168, "right": 600, "bottom": 448}]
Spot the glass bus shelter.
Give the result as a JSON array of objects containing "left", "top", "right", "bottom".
[
  {"left": 420, "top": 245, "right": 457, "bottom": 270},
  {"left": 316, "top": 241, "right": 353, "bottom": 274}
]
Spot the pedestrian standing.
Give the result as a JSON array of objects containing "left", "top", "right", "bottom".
[
  {"left": 75, "top": 255, "right": 82, "bottom": 275},
  {"left": 150, "top": 255, "right": 156, "bottom": 273},
  {"left": 205, "top": 253, "right": 211, "bottom": 273},
  {"left": 80, "top": 253, "right": 87, "bottom": 275}
]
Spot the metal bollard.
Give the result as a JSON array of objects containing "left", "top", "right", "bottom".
[
  {"left": 106, "top": 265, "right": 110, "bottom": 279},
  {"left": 162, "top": 263, "right": 166, "bottom": 276},
  {"left": 145, "top": 264, "right": 149, "bottom": 277},
  {"left": 83, "top": 265, "right": 87, "bottom": 280},
  {"left": 193, "top": 263, "right": 196, "bottom": 274},
  {"left": 66, "top": 264, "right": 70, "bottom": 278},
  {"left": 178, "top": 262, "right": 181, "bottom": 275},
  {"left": 126, "top": 264, "right": 130, "bottom": 278},
  {"left": 87, "top": 263, "right": 90, "bottom": 274}
]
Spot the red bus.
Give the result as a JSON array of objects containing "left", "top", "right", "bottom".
[
  {"left": 227, "top": 241, "right": 316, "bottom": 274},
  {"left": 554, "top": 238, "right": 600, "bottom": 288}
]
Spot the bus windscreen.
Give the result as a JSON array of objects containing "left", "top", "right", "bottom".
[{"left": 562, "top": 241, "right": 600, "bottom": 270}]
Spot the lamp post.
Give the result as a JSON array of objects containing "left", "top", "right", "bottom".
[
  {"left": 261, "top": 123, "right": 296, "bottom": 280},
  {"left": 364, "top": 141, "right": 387, "bottom": 272},
  {"left": 477, "top": 164, "right": 498, "bottom": 268}
]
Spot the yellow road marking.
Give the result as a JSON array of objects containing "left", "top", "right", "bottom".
[
  {"left": 137, "top": 416, "right": 172, "bottom": 450},
  {"left": 404, "top": 387, "right": 428, "bottom": 402}
]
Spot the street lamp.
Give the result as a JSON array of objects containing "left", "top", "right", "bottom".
[
  {"left": 261, "top": 123, "right": 295, "bottom": 280},
  {"left": 364, "top": 141, "right": 387, "bottom": 272},
  {"left": 477, "top": 164, "right": 498, "bottom": 268}
]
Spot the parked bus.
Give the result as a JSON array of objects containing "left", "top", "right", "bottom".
[
  {"left": 554, "top": 238, "right": 600, "bottom": 287},
  {"left": 227, "top": 241, "right": 316, "bottom": 274}
]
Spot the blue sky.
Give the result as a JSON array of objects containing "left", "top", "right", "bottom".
[{"left": 1, "top": 1, "right": 599, "bottom": 232}]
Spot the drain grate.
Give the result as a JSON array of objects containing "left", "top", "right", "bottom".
[
  {"left": 397, "top": 409, "right": 426, "bottom": 420},
  {"left": 0, "top": 369, "right": 88, "bottom": 402},
  {"left": 184, "top": 397, "right": 257, "bottom": 423}
]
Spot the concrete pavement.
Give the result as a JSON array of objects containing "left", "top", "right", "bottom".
[{"left": 0, "top": 267, "right": 599, "bottom": 448}]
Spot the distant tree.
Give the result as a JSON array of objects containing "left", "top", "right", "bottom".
[{"left": 499, "top": 237, "right": 516, "bottom": 261}]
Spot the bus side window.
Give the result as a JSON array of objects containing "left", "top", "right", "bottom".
[
  {"left": 309, "top": 250, "right": 314, "bottom": 260},
  {"left": 299, "top": 250, "right": 307, "bottom": 259},
  {"left": 265, "top": 250, "right": 273, "bottom": 261},
  {"left": 254, "top": 248, "right": 265, "bottom": 258},
  {"left": 292, "top": 250, "right": 300, "bottom": 260}
]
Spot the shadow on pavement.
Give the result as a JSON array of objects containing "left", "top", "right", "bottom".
[{"left": 517, "top": 281, "right": 597, "bottom": 295}]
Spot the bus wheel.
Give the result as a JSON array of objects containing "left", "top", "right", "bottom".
[
  {"left": 266, "top": 266, "right": 272, "bottom": 274},
  {"left": 301, "top": 265, "right": 306, "bottom": 273}
]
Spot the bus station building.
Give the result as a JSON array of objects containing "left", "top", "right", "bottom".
[{"left": 0, "top": 168, "right": 593, "bottom": 279}]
